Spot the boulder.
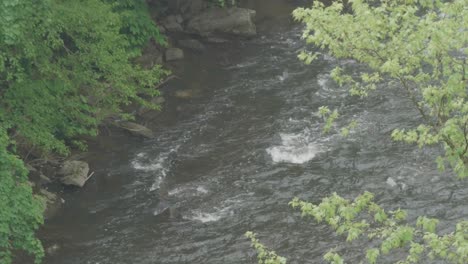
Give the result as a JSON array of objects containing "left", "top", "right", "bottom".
[
  {"left": 178, "top": 39, "right": 206, "bottom": 52},
  {"left": 187, "top": 7, "right": 256, "bottom": 37},
  {"left": 165, "top": 48, "right": 184, "bottom": 61},
  {"left": 58, "top": 160, "right": 90, "bottom": 187},
  {"left": 161, "top": 15, "right": 183, "bottom": 32},
  {"left": 117, "top": 121, "right": 154, "bottom": 139}
]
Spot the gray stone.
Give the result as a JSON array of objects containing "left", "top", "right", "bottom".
[
  {"left": 59, "top": 160, "right": 90, "bottom": 187},
  {"left": 117, "top": 121, "right": 154, "bottom": 139},
  {"left": 178, "top": 39, "right": 206, "bottom": 52},
  {"left": 152, "top": 96, "right": 166, "bottom": 105},
  {"left": 187, "top": 7, "right": 256, "bottom": 37},
  {"left": 162, "top": 15, "right": 183, "bottom": 32},
  {"left": 165, "top": 48, "right": 184, "bottom": 61},
  {"left": 174, "top": 89, "right": 194, "bottom": 99},
  {"left": 39, "top": 174, "right": 52, "bottom": 184},
  {"left": 175, "top": 14, "right": 184, "bottom": 24},
  {"left": 205, "top": 37, "right": 229, "bottom": 43}
]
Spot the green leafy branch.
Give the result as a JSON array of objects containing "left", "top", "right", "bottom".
[{"left": 290, "top": 192, "right": 468, "bottom": 264}]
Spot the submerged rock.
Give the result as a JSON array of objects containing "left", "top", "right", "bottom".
[
  {"left": 187, "top": 7, "right": 256, "bottom": 37},
  {"left": 174, "top": 89, "right": 195, "bottom": 99},
  {"left": 58, "top": 160, "right": 90, "bottom": 187},
  {"left": 178, "top": 39, "right": 206, "bottom": 52},
  {"left": 165, "top": 48, "right": 184, "bottom": 61},
  {"left": 161, "top": 15, "right": 183, "bottom": 32},
  {"left": 117, "top": 121, "right": 154, "bottom": 139}
]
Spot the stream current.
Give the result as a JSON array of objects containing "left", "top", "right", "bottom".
[{"left": 45, "top": 3, "right": 468, "bottom": 263}]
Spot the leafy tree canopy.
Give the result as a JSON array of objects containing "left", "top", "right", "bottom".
[{"left": 0, "top": 0, "right": 166, "bottom": 262}]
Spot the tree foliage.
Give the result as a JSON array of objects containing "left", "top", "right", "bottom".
[
  {"left": 0, "top": 0, "right": 167, "bottom": 262},
  {"left": 245, "top": 232, "right": 287, "bottom": 264},
  {"left": 0, "top": 128, "right": 45, "bottom": 264},
  {"left": 294, "top": 0, "right": 468, "bottom": 177},
  {"left": 1, "top": 0, "right": 167, "bottom": 156},
  {"left": 248, "top": 192, "right": 468, "bottom": 264},
  {"left": 106, "top": 0, "right": 166, "bottom": 49}
]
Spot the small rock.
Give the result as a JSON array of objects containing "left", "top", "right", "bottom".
[
  {"left": 174, "top": 89, "right": 194, "bottom": 99},
  {"left": 58, "top": 160, "right": 90, "bottom": 187},
  {"left": 117, "top": 121, "right": 154, "bottom": 139},
  {"left": 39, "top": 174, "right": 52, "bottom": 184},
  {"left": 162, "top": 15, "right": 183, "bottom": 32},
  {"left": 152, "top": 96, "right": 166, "bottom": 105},
  {"left": 205, "top": 37, "right": 228, "bottom": 43},
  {"left": 165, "top": 48, "right": 184, "bottom": 61},
  {"left": 178, "top": 39, "right": 205, "bottom": 52},
  {"left": 175, "top": 14, "right": 184, "bottom": 24}
]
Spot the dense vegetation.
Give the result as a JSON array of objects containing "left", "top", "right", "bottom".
[
  {"left": 248, "top": 0, "right": 467, "bottom": 263},
  {"left": 0, "top": 0, "right": 165, "bottom": 262}
]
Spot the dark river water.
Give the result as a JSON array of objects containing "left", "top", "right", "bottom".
[{"left": 43, "top": 1, "right": 468, "bottom": 263}]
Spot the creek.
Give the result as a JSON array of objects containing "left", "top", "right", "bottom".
[{"left": 44, "top": 1, "right": 468, "bottom": 263}]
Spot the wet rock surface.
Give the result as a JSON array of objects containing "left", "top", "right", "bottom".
[
  {"left": 187, "top": 7, "right": 257, "bottom": 37},
  {"left": 116, "top": 121, "right": 155, "bottom": 139},
  {"left": 58, "top": 160, "right": 90, "bottom": 187},
  {"left": 165, "top": 47, "right": 184, "bottom": 61}
]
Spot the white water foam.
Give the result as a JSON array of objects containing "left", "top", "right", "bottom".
[
  {"left": 131, "top": 147, "right": 179, "bottom": 191},
  {"left": 189, "top": 211, "right": 223, "bottom": 223},
  {"left": 277, "top": 70, "right": 289, "bottom": 82},
  {"left": 186, "top": 206, "right": 235, "bottom": 223},
  {"left": 168, "top": 185, "right": 209, "bottom": 196},
  {"left": 267, "top": 132, "right": 320, "bottom": 164},
  {"left": 317, "top": 73, "right": 330, "bottom": 88}
]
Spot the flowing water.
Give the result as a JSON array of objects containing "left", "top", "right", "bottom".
[{"left": 44, "top": 1, "right": 468, "bottom": 263}]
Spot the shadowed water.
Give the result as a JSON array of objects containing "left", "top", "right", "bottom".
[{"left": 43, "top": 2, "right": 468, "bottom": 264}]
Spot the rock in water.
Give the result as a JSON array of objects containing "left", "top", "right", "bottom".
[
  {"left": 153, "top": 200, "right": 171, "bottom": 216},
  {"left": 117, "top": 121, "right": 155, "bottom": 138},
  {"left": 58, "top": 160, "right": 90, "bottom": 187},
  {"left": 187, "top": 7, "right": 256, "bottom": 37},
  {"left": 178, "top": 39, "right": 206, "bottom": 52},
  {"left": 161, "top": 15, "right": 183, "bottom": 32},
  {"left": 165, "top": 48, "right": 184, "bottom": 61}
]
